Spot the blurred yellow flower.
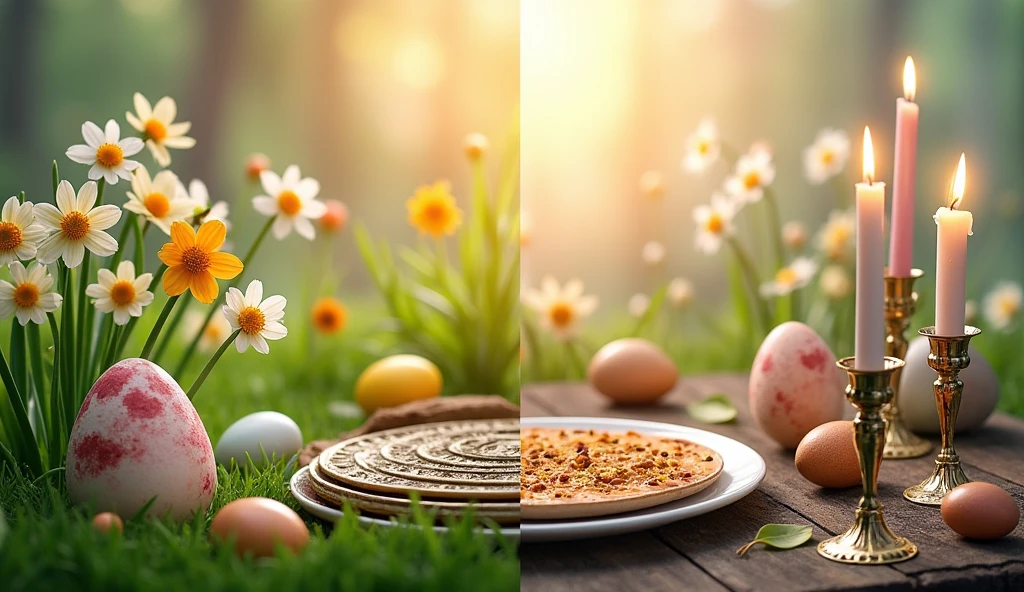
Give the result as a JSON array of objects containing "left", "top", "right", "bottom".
[
  {"left": 125, "top": 166, "right": 195, "bottom": 234},
  {"left": 819, "top": 265, "right": 852, "bottom": 299},
  {"left": 760, "top": 257, "right": 817, "bottom": 298},
  {"left": 158, "top": 220, "right": 242, "bottom": 303},
  {"left": 817, "top": 209, "right": 855, "bottom": 262},
  {"left": 184, "top": 308, "right": 231, "bottom": 352},
  {"left": 311, "top": 297, "right": 348, "bottom": 335},
  {"left": 406, "top": 180, "right": 463, "bottom": 237},
  {"left": 464, "top": 132, "right": 489, "bottom": 161},
  {"left": 782, "top": 221, "right": 808, "bottom": 250}
]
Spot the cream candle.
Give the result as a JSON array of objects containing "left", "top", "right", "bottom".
[
  {"left": 934, "top": 154, "right": 972, "bottom": 336},
  {"left": 855, "top": 127, "right": 886, "bottom": 371},
  {"left": 888, "top": 57, "right": 919, "bottom": 277}
]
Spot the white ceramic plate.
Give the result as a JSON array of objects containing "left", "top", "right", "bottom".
[
  {"left": 289, "top": 465, "right": 520, "bottom": 542},
  {"left": 521, "top": 417, "right": 766, "bottom": 543}
]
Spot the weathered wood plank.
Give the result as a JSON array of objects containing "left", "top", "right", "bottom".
[{"left": 520, "top": 530, "right": 729, "bottom": 592}]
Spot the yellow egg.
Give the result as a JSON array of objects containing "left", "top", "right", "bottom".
[{"left": 355, "top": 355, "right": 443, "bottom": 413}]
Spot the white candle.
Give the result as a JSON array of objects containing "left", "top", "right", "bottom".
[
  {"left": 855, "top": 127, "right": 886, "bottom": 371},
  {"left": 934, "top": 154, "right": 973, "bottom": 336}
]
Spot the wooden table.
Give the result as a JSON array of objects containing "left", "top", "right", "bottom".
[{"left": 520, "top": 376, "right": 1024, "bottom": 592}]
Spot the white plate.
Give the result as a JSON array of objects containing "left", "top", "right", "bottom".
[
  {"left": 289, "top": 465, "right": 520, "bottom": 542},
  {"left": 521, "top": 417, "right": 766, "bottom": 543}
]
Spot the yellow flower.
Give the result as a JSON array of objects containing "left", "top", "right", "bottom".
[
  {"left": 157, "top": 220, "right": 242, "bottom": 304},
  {"left": 406, "top": 180, "right": 463, "bottom": 237},
  {"left": 311, "top": 297, "right": 347, "bottom": 335}
]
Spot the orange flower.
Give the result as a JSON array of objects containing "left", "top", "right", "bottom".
[
  {"left": 406, "top": 180, "right": 463, "bottom": 238},
  {"left": 311, "top": 297, "right": 347, "bottom": 335},
  {"left": 157, "top": 220, "right": 243, "bottom": 304}
]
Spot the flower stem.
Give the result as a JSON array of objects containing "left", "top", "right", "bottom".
[
  {"left": 152, "top": 293, "right": 191, "bottom": 364},
  {"left": 173, "top": 216, "right": 274, "bottom": 378},
  {"left": 762, "top": 187, "right": 785, "bottom": 272},
  {"left": 727, "top": 237, "right": 772, "bottom": 335},
  {"left": 185, "top": 329, "right": 240, "bottom": 400},
  {"left": 140, "top": 295, "right": 181, "bottom": 360}
]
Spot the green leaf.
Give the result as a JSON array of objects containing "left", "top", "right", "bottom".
[
  {"left": 736, "top": 524, "right": 813, "bottom": 557},
  {"left": 686, "top": 394, "right": 738, "bottom": 424},
  {"left": 0, "top": 507, "right": 7, "bottom": 551}
]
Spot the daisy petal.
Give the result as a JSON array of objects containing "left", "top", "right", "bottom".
[
  {"left": 152, "top": 96, "right": 176, "bottom": 123},
  {"left": 120, "top": 137, "right": 144, "bottom": 156},
  {"left": 294, "top": 216, "right": 315, "bottom": 241},
  {"left": 190, "top": 271, "right": 219, "bottom": 304},
  {"left": 252, "top": 196, "right": 278, "bottom": 217},
  {"left": 34, "top": 235, "right": 65, "bottom": 265},
  {"left": 33, "top": 203, "right": 63, "bottom": 229},
  {"left": 281, "top": 165, "right": 300, "bottom": 188},
  {"left": 158, "top": 243, "right": 184, "bottom": 267},
  {"left": 162, "top": 136, "right": 196, "bottom": 149},
  {"left": 260, "top": 295, "right": 287, "bottom": 318},
  {"left": 195, "top": 220, "right": 227, "bottom": 251},
  {"left": 66, "top": 144, "right": 97, "bottom": 164},
  {"left": 76, "top": 181, "right": 99, "bottom": 213},
  {"left": 87, "top": 204, "right": 122, "bottom": 231},
  {"left": 125, "top": 111, "right": 144, "bottom": 132},
  {"left": 208, "top": 252, "right": 243, "bottom": 280},
  {"left": 133, "top": 93, "right": 153, "bottom": 121},
  {"left": 63, "top": 241, "right": 85, "bottom": 268},
  {"left": 162, "top": 266, "right": 190, "bottom": 296},
  {"left": 170, "top": 221, "right": 195, "bottom": 248},
  {"left": 295, "top": 178, "right": 320, "bottom": 200},
  {"left": 84, "top": 230, "right": 118, "bottom": 257},
  {"left": 225, "top": 287, "right": 245, "bottom": 312},
  {"left": 244, "top": 280, "right": 263, "bottom": 306},
  {"left": 252, "top": 334, "right": 270, "bottom": 354},
  {"left": 56, "top": 181, "right": 76, "bottom": 213},
  {"left": 272, "top": 216, "right": 292, "bottom": 239},
  {"left": 259, "top": 171, "right": 282, "bottom": 196},
  {"left": 302, "top": 199, "right": 327, "bottom": 218},
  {"left": 82, "top": 121, "right": 105, "bottom": 147},
  {"left": 167, "top": 121, "right": 191, "bottom": 136},
  {"left": 104, "top": 120, "right": 121, "bottom": 144}
]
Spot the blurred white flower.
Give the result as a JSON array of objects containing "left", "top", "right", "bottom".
[
  {"left": 982, "top": 281, "right": 1023, "bottom": 331},
  {"left": 803, "top": 128, "right": 850, "bottom": 184},
  {"left": 641, "top": 240, "right": 666, "bottom": 266},
  {"left": 693, "top": 193, "right": 737, "bottom": 255},
  {"left": 520, "top": 212, "right": 532, "bottom": 247},
  {"left": 782, "top": 221, "right": 808, "bottom": 251},
  {"left": 819, "top": 265, "right": 852, "bottom": 299},
  {"left": 184, "top": 308, "right": 231, "bottom": 353},
  {"left": 463, "top": 132, "right": 489, "bottom": 161},
  {"left": 252, "top": 165, "right": 327, "bottom": 240},
  {"left": 681, "top": 118, "right": 720, "bottom": 174},
  {"left": 725, "top": 148, "right": 775, "bottom": 204},
  {"left": 66, "top": 120, "right": 144, "bottom": 185},
  {"left": 965, "top": 299, "right": 978, "bottom": 325},
  {"left": 125, "top": 93, "right": 196, "bottom": 167},
  {"left": 523, "top": 276, "right": 598, "bottom": 341},
  {"left": 817, "top": 209, "right": 855, "bottom": 262},
  {"left": 667, "top": 277, "right": 695, "bottom": 308},
  {"left": 760, "top": 257, "right": 818, "bottom": 298},
  {"left": 125, "top": 166, "right": 195, "bottom": 234},
  {"left": 181, "top": 178, "right": 230, "bottom": 230},
  {"left": 628, "top": 293, "right": 650, "bottom": 318},
  {"left": 639, "top": 170, "right": 665, "bottom": 199}
]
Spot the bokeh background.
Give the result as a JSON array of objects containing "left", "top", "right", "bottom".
[
  {"left": 0, "top": 0, "right": 519, "bottom": 296},
  {"left": 522, "top": 0, "right": 1024, "bottom": 316}
]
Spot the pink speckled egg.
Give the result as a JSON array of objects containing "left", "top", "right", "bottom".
[
  {"left": 67, "top": 358, "right": 216, "bottom": 521},
  {"left": 749, "top": 322, "right": 847, "bottom": 448}
]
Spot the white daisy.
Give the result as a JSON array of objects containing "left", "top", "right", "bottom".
[
  {"left": 816, "top": 209, "right": 856, "bottom": 262},
  {"left": 252, "top": 165, "right": 327, "bottom": 240},
  {"left": 819, "top": 265, "right": 852, "bottom": 300},
  {"left": 725, "top": 148, "right": 776, "bottom": 203},
  {"left": 667, "top": 277, "right": 695, "bottom": 308},
  {"left": 628, "top": 293, "right": 650, "bottom": 318},
  {"left": 85, "top": 261, "right": 154, "bottom": 326},
  {"left": 183, "top": 308, "right": 232, "bottom": 353},
  {"left": 0, "top": 196, "right": 47, "bottom": 267},
  {"left": 34, "top": 181, "right": 122, "bottom": 268},
  {"left": 782, "top": 221, "right": 808, "bottom": 250},
  {"left": 641, "top": 240, "right": 666, "bottom": 266},
  {"left": 803, "top": 128, "right": 850, "bottom": 185},
  {"left": 180, "top": 178, "right": 230, "bottom": 229},
  {"left": 965, "top": 299, "right": 978, "bottom": 325},
  {"left": 65, "top": 120, "right": 144, "bottom": 184},
  {"left": 681, "top": 118, "right": 720, "bottom": 174},
  {"left": 222, "top": 280, "right": 288, "bottom": 354},
  {"left": 124, "top": 166, "right": 195, "bottom": 234},
  {"left": 522, "top": 276, "right": 598, "bottom": 341},
  {"left": 125, "top": 93, "right": 196, "bottom": 167},
  {"left": 982, "top": 281, "right": 1023, "bottom": 331},
  {"left": 0, "top": 262, "right": 62, "bottom": 325},
  {"left": 693, "top": 193, "right": 738, "bottom": 255},
  {"left": 760, "top": 257, "right": 818, "bottom": 298}
]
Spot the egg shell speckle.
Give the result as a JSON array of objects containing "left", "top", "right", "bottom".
[
  {"left": 67, "top": 358, "right": 216, "bottom": 521},
  {"left": 795, "top": 421, "right": 861, "bottom": 488},
  {"left": 941, "top": 482, "right": 1021, "bottom": 540},
  {"left": 588, "top": 338, "right": 678, "bottom": 405},
  {"left": 749, "top": 322, "right": 846, "bottom": 448}
]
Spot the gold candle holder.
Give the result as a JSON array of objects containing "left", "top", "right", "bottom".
[
  {"left": 818, "top": 356, "right": 918, "bottom": 565},
  {"left": 882, "top": 269, "right": 932, "bottom": 459},
  {"left": 903, "top": 326, "right": 980, "bottom": 506}
]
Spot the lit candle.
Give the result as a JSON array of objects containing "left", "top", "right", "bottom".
[
  {"left": 855, "top": 127, "right": 886, "bottom": 371},
  {"left": 934, "top": 154, "right": 972, "bottom": 336},
  {"left": 888, "top": 57, "right": 919, "bottom": 277}
]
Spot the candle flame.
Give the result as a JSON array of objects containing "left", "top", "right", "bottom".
[
  {"left": 862, "top": 126, "right": 875, "bottom": 183},
  {"left": 903, "top": 56, "right": 916, "bottom": 101},
  {"left": 950, "top": 153, "right": 966, "bottom": 209}
]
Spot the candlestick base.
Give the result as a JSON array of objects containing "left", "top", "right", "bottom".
[
  {"left": 819, "top": 357, "right": 917, "bottom": 565},
  {"left": 882, "top": 269, "right": 932, "bottom": 460},
  {"left": 902, "top": 326, "right": 980, "bottom": 506}
]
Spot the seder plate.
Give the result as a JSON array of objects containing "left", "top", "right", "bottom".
[
  {"left": 307, "top": 458, "right": 521, "bottom": 525},
  {"left": 318, "top": 418, "right": 520, "bottom": 501}
]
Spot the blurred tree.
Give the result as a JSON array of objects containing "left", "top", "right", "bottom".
[{"left": 0, "top": 0, "right": 41, "bottom": 151}]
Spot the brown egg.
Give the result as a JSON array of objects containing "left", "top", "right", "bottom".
[
  {"left": 588, "top": 338, "right": 678, "bottom": 405},
  {"left": 210, "top": 497, "right": 310, "bottom": 557},
  {"left": 941, "top": 482, "right": 1020, "bottom": 540},
  {"left": 794, "top": 421, "right": 861, "bottom": 488},
  {"left": 92, "top": 512, "right": 123, "bottom": 534}
]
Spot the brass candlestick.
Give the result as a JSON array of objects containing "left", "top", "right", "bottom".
[
  {"left": 903, "top": 326, "right": 980, "bottom": 506},
  {"left": 882, "top": 269, "right": 932, "bottom": 459},
  {"left": 818, "top": 356, "right": 918, "bottom": 565}
]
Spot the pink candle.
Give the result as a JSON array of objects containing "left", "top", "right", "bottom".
[
  {"left": 855, "top": 127, "right": 886, "bottom": 371},
  {"left": 888, "top": 57, "right": 918, "bottom": 277},
  {"left": 935, "top": 154, "right": 973, "bottom": 336}
]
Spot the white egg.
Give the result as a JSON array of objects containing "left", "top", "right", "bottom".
[
  {"left": 749, "top": 322, "right": 847, "bottom": 448},
  {"left": 214, "top": 411, "right": 303, "bottom": 468},
  {"left": 67, "top": 358, "right": 216, "bottom": 521},
  {"left": 898, "top": 336, "right": 999, "bottom": 434}
]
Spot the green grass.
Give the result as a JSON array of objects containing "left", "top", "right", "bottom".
[{"left": 0, "top": 298, "right": 519, "bottom": 591}]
